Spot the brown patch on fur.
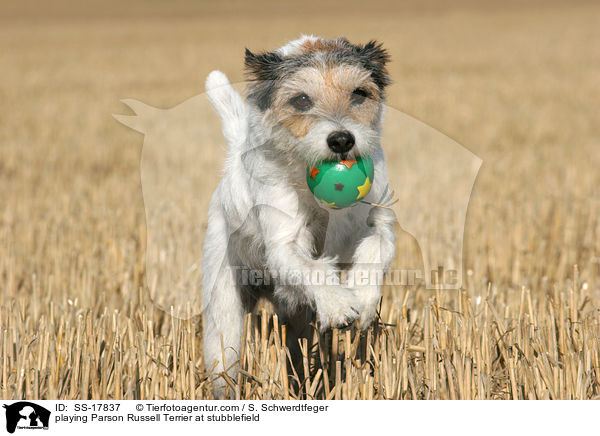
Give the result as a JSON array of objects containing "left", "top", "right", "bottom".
[
  {"left": 323, "top": 69, "right": 335, "bottom": 90},
  {"left": 281, "top": 115, "right": 314, "bottom": 138},
  {"left": 301, "top": 38, "right": 347, "bottom": 53}
]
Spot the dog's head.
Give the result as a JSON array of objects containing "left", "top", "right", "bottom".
[{"left": 244, "top": 35, "right": 390, "bottom": 164}]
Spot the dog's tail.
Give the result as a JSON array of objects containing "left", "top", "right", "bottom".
[{"left": 205, "top": 71, "right": 248, "bottom": 151}]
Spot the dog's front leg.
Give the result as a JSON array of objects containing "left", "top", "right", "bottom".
[
  {"left": 257, "top": 203, "right": 360, "bottom": 331},
  {"left": 347, "top": 205, "right": 396, "bottom": 329}
]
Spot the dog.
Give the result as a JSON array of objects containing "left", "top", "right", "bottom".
[{"left": 202, "top": 35, "right": 396, "bottom": 397}]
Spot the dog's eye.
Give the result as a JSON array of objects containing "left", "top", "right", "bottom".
[
  {"left": 351, "top": 88, "right": 369, "bottom": 105},
  {"left": 289, "top": 93, "right": 313, "bottom": 111}
]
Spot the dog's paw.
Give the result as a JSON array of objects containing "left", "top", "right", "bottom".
[
  {"left": 357, "top": 293, "right": 380, "bottom": 330},
  {"left": 347, "top": 285, "right": 381, "bottom": 330},
  {"left": 313, "top": 286, "right": 360, "bottom": 331}
]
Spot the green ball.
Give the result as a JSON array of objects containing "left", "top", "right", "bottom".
[{"left": 306, "top": 156, "right": 374, "bottom": 209}]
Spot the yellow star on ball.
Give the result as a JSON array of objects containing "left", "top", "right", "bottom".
[
  {"left": 321, "top": 199, "right": 339, "bottom": 208},
  {"left": 356, "top": 177, "right": 372, "bottom": 199}
]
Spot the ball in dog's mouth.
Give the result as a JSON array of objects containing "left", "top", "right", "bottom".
[{"left": 306, "top": 156, "right": 374, "bottom": 209}]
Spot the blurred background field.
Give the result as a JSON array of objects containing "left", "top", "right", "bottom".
[{"left": 1, "top": 0, "right": 600, "bottom": 399}]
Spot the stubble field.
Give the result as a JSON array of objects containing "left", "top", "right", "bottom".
[{"left": 1, "top": 0, "right": 600, "bottom": 399}]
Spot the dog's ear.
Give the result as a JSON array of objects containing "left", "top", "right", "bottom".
[
  {"left": 356, "top": 40, "right": 391, "bottom": 93},
  {"left": 244, "top": 48, "right": 283, "bottom": 111}
]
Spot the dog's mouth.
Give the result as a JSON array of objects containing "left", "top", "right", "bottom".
[
  {"left": 335, "top": 149, "right": 366, "bottom": 162},
  {"left": 307, "top": 146, "right": 370, "bottom": 167}
]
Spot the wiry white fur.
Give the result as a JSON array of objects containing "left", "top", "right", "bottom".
[
  {"left": 205, "top": 71, "right": 248, "bottom": 149},
  {"left": 276, "top": 34, "right": 320, "bottom": 57},
  {"left": 202, "top": 52, "right": 396, "bottom": 399}
]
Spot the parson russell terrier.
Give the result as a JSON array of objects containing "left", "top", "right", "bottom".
[{"left": 202, "top": 35, "right": 396, "bottom": 396}]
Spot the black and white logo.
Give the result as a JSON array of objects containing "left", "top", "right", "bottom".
[{"left": 2, "top": 402, "right": 50, "bottom": 433}]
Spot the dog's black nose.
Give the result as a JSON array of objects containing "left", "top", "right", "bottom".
[{"left": 327, "top": 131, "right": 355, "bottom": 154}]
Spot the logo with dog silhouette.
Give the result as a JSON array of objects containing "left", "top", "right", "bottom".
[{"left": 2, "top": 402, "right": 50, "bottom": 433}]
